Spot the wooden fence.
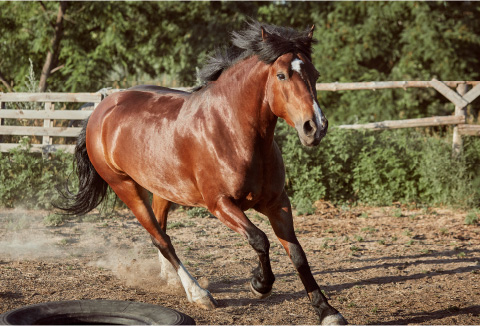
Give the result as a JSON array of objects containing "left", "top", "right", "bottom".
[
  {"left": 0, "top": 92, "right": 103, "bottom": 154},
  {"left": 318, "top": 79, "right": 480, "bottom": 155},
  {"left": 0, "top": 79, "right": 479, "bottom": 154}
]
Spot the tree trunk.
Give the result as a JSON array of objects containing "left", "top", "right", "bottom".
[
  {"left": 0, "top": 71, "right": 13, "bottom": 92},
  {"left": 38, "top": 1, "right": 68, "bottom": 92}
]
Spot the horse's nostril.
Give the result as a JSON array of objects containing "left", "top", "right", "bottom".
[{"left": 303, "top": 120, "right": 317, "bottom": 137}]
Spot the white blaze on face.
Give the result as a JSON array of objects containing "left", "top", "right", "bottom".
[
  {"left": 314, "top": 101, "right": 325, "bottom": 129},
  {"left": 291, "top": 57, "right": 325, "bottom": 132},
  {"left": 291, "top": 58, "right": 304, "bottom": 74}
]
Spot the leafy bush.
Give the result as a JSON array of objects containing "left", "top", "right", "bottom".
[
  {"left": 276, "top": 121, "right": 480, "bottom": 210},
  {"left": 1, "top": 129, "right": 479, "bottom": 213},
  {"left": 186, "top": 207, "right": 213, "bottom": 218},
  {"left": 464, "top": 209, "right": 479, "bottom": 225},
  {"left": 0, "top": 137, "right": 75, "bottom": 209}
]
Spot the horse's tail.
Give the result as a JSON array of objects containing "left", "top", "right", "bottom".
[{"left": 54, "top": 117, "right": 109, "bottom": 215}]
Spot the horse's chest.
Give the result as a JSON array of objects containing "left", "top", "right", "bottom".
[{"left": 226, "top": 154, "right": 274, "bottom": 203}]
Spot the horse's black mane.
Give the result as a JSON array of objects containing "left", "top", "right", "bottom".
[{"left": 195, "top": 21, "right": 316, "bottom": 90}]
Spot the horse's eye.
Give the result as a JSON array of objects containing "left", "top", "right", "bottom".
[{"left": 277, "top": 73, "right": 286, "bottom": 81}]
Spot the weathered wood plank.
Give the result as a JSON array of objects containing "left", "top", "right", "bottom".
[
  {"left": 338, "top": 115, "right": 465, "bottom": 130},
  {"left": 0, "top": 143, "right": 75, "bottom": 153},
  {"left": 0, "top": 92, "right": 102, "bottom": 103},
  {"left": 0, "top": 126, "right": 82, "bottom": 137},
  {"left": 0, "top": 109, "right": 92, "bottom": 120},
  {"left": 317, "top": 81, "right": 428, "bottom": 91},
  {"left": 430, "top": 79, "right": 469, "bottom": 108},
  {"left": 316, "top": 80, "right": 480, "bottom": 91},
  {"left": 0, "top": 101, "right": 3, "bottom": 143},
  {"left": 452, "top": 84, "right": 468, "bottom": 156},
  {"left": 463, "top": 83, "right": 480, "bottom": 104},
  {"left": 458, "top": 124, "right": 480, "bottom": 136},
  {"left": 42, "top": 102, "right": 53, "bottom": 147}
]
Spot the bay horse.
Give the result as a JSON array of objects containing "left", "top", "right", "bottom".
[{"left": 58, "top": 21, "right": 346, "bottom": 325}]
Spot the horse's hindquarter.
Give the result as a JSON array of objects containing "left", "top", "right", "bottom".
[{"left": 87, "top": 90, "right": 204, "bottom": 206}]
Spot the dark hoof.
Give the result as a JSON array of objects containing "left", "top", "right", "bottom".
[{"left": 249, "top": 281, "right": 272, "bottom": 299}]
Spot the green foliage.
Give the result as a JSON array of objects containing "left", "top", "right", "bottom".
[
  {"left": 0, "top": 137, "right": 75, "bottom": 209},
  {"left": 1, "top": 2, "right": 480, "bottom": 213},
  {"left": 463, "top": 136, "right": 480, "bottom": 202},
  {"left": 0, "top": 1, "right": 259, "bottom": 91},
  {"left": 464, "top": 210, "right": 479, "bottom": 225},
  {"left": 186, "top": 207, "right": 213, "bottom": 219},
  {"left": 44, "top": 213, "right": 66, "bottom": 227},
  {"left": 0, "top": 137, "right": 123, "bottom": 214},
  {"left": 275, "top": 122, "right": 480, "bottom": 211},
  {"left": 1, "top": 125, "right": 479, "bottom": 214},
  {"left": 311, "top": 1, "right": 480, "bottom": 124}
]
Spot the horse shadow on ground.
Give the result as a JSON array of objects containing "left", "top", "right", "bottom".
[
  {"left": 0, "top": 291, "right": 24, "bottom": 300},
  {"left": 311, "top": 249, "right": 479, "bottom": 291},
  {"left": 207, "top": 248, "right": 480, "bottom": 322},
  {"left": 372, "top": 305, "right": 480, "bottom": 325}
]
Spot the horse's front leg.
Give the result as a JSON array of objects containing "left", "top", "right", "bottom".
[
  {"left": 210, "top": 196, "right": 275, "bottom": 298},
  {"left": 256, "top": 191, "right": 347, "bottom": 325}
]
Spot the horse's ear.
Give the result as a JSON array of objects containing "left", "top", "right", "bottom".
[
  {"left": 261, "top": 26, "right": 270, "bottom": 42},
  {"left": 308, "top": 25, "right": 315, "bottom": 39}
]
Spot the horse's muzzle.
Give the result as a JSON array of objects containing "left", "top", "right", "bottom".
[{"left": 297, "top": 118, "right": 328, "bottom": 147}]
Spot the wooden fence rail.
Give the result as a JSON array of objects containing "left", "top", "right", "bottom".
[
  {"left": 1, "top": 79, "right": 479, "bottom": 154},
  {"left": 0, "top": 93, "right": 102, "bottom": 154},
  {"left": 317, "top": 79, "right": 480, "bottom": 155}
]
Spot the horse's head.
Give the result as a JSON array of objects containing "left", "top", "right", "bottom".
[{"left": 264, "top": 28, "right": 327, "bottom": 147}]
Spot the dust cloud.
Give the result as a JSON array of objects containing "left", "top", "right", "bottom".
[
  {"left": 0, "top": 209, "right": 64, "bottom": 259},
  {"left": 0, "top": 208, "right": 183, "bottom": 295},
  {"left": 92, "top": 248, "right": 183, "bottom": 295}
]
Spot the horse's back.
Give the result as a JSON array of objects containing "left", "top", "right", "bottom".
[
  {"left": 91, "top": 86, "right": 189, "bottom": 123},
  {"left": 127, "top": 84, "right": 191, "bottom": 96}
]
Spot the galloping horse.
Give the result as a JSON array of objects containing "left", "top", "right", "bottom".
[{"left": 58, "top": 21, "right": 346, "bottom": 325}]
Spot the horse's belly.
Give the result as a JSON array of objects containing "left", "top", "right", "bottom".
[
  {"left": 144, "top": 175, "right": 205, "bottom": 207},
  {"left": 119, "top": 155, "right": 205, "bottom": 207}
]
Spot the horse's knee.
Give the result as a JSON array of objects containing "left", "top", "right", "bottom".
[
  {"left": 247, "top": 229, "right": 270, "bottom": 254},
  {"left": 150, "top": 235, "right": 177, "bottom": 261}
]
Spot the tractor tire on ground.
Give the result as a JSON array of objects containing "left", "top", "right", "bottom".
[{"left": 0, "top": 300, "right": 195, "bottom": 325}]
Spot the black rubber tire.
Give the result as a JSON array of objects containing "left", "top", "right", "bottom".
[{"left": 0, "top": 300, "right": 195, "bottom": 325}]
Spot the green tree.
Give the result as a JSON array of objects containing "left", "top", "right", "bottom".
[
  {"left": 0, "top": 1, "right": 261, "bottom": 92},
  {"left": 310, "top": 1, "right": 480, "bottom": 124}
]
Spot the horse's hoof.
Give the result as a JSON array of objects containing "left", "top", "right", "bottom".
[
  {"left": 249, "top": 281, "right": 272, "bottom": 299},
  {"left": 321, "top": 313, "right": 347, "bottom": 325},
  {"left": 194, "top": 292, "right": 218, "bottom": 310}
]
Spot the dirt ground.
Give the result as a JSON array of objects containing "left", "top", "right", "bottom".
[{"left": 0, "top": 203, "right": 479, "bottom": 325}]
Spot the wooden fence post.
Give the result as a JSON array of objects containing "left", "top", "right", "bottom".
[
  {"left": 452, "top": 83, "right": 468, "bottom": 156},
  {"left": 0, "top": 101, "right": 4, "bottom": 143},
  {"left": 42, "top": 101, "right": 54, "bottom": 157}
]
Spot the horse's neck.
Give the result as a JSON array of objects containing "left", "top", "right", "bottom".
[{"left": 207, "top": 56, "right": 277, "bottom": 145}]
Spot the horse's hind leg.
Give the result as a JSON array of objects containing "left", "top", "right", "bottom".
[
  {"left": 107, "top": 179, "right": 217, "bottom": 310},
  {"left": 256, "top": 191, "right": 347, "bottom": 325},
  {"left": 152, "top": 195, "right": 171, "bottom": 232},
  {"left": 152, "top": 196, "right": 180, "bottom": 286}
]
